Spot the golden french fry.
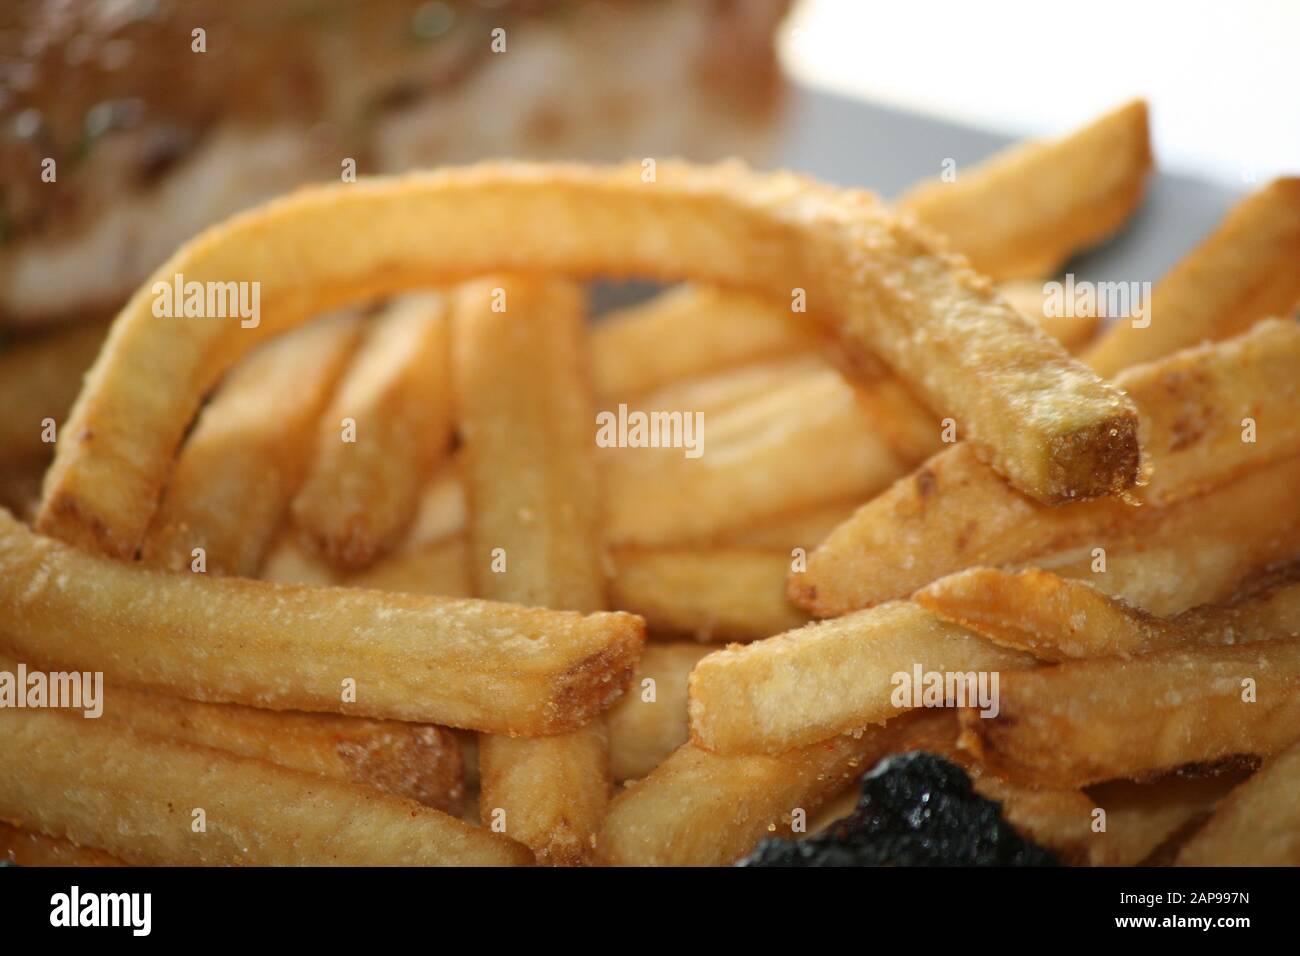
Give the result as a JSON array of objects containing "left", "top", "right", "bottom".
[
  {"left": 291, "top": 293, "right": 452, "bottom": 570},
  {"left": 603, "top": 367, "right": 907, "bottom": 545},
  {"left": 0, "top": 509, "right": 643, "bottom": 733},
  {"left": 0, "top": 709, "right": 531, "bottom": 866},
  {"left": 0, "top": 822, "right": 124, "bottom": 867},
  {"left": 1038, "top": 459, "right": 1300, "bottom": 616},
  {"left": 453, "top": 276, "right": 611, "bottom": 865},
  {"left": 0, "top": 649, "right": 464, "bottom": 812},
  {"left": 607, "top": 547, "right": 808, "bottom": 641},
  {"left": 0, "top": 320, "right": 107, "bottom": 468},
  {"left": 1088, "top": 772, "right": 1249, "bottom": 866},
  {"left": 35, "top": 161, "right": 1139, "bottom": 559},
  {"left": 796, "top": 321, "right": 1300, "bottom": 616},
  {"left": 1086, "top": 177, "right": 1300, "bottom": 375},
  {"left": 632, "top": 353, "right": 828, "bottom": 419},
  {"left": 688, "top": 601, "right": 1035, "bottom": 755},
  {"left": 960, "top": 640, "right": 1300, "bottom": 788},
  {"left": 916, "top": 567, "right": 1300, "bottom": 661},
  {"left": 1176, "top": 739, "right": 1300, "bottom": 866},
  {"left": 897, "top": 100, "right": 1152, "bottom": 280},
  {"left": 597, "top": 710, "right": 949, "bottom": 866},
  {"left": 592, "top": 284, "right": 816, "bottom": 399},
  {"left": 141, "top": 315, "right": 361, "bottom": 576},
  {"left": 346, "top": 535, "right": 471, "bottom": 597},
  {"left": 258, "top": 534, "right": 339, "bottom": 587},
  {"left": 607, "top": 643, "right": 713, "bottom": 782}
]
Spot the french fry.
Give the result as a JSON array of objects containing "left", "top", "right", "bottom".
[
  {"left": 1037, "top": 459, "right": 1300, "bottom": 615},
  {"left": 688, "top": 601, "right": 1035, "bottom": 755},
  {"left": 1089, "top": 772, "right": 1249, "bottom": 866},
  {"left": 36, "top": 161, "right": 1139, "bottom": 559},
  {"left": 607, "top": 547, "right": 808, "bottom": 641},
  {"left": 959, "top": 640, "right": 1300, "bottom": 788},
  {"left": 0, "top": 822, "right": 124, "bottom": 867},
  {"left": 597, "top": 710, "right": 950, "bottom": 866},
  {"left": 141, "top": 314, "right": 361, "bottom": 576},
  {"left": 291, "top": 293, "right": 453, "bottom": 570},
  {"left": 897, "top": 100, "right": 1152, "bottom": 280},
  {"left": 0, "top": 320, "right": 107, "bottom": 468},
  {"left": 454, "top": 276, "right": 611, "bottom": 865},
  {"left": 632, "top": 353, "right": 828, "bottom": 419},
  {"left": 607, "top": 643, "right": 712, "bottom": 782},
  {"left": 0, "top": 709, "right": 532, "bottom": 866},
  {"left": 346, "top": 535, "right": 471, "bottom": 597},
  {"left": 916, "top": 567, "right": 1300, "bottom": 661},
  {"left": 1175, "top": 739, "right": 1300, "bottom": 866},
  {"left": 1085, "top": 177, "right": 1300, "bottom": 375},
  {"left": 592, "top": 284, "right": 816, "bottom": 399},
  {"left": 603, "top": 367, "right": 907, "bottom": 545},
  {"left": 0, "top": 508, "right": 643, "bottom": 734},
  {"left": 0, "top": 648, "right": 464, "bottom": 812},
  {"left": 796, "top": 322, "right": 1300, "bottom": 616}
]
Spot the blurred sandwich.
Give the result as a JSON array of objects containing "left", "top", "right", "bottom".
[{"left": 0, "top": 0, "right": 790, "bottom": 327}]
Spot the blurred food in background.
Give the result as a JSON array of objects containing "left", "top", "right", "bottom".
[{"left": 0, "top": 0, "right": 791, "bottom": 327}]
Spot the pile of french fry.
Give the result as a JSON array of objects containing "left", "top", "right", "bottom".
[{"left": 1, "top": 100, "right": 1298, "bottom": 867}]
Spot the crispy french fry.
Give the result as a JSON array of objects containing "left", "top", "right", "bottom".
[
  {"left": 1175, "top": 739, "right": 1300, "bottom": 866},
  {"left": 1088, "top": 772, "right": 1249, "bottom": 866},
  {"left": 0, "top": 320, "right": 107, "bottom": 468},
  {"left": 1038, "top": 459, "right": 1300, "bottom": 615},
  {"left": 688, "top": 601, "right": 1035, "bottom": 755},
  {"left": 36, "top": 161, "right": 1139, "bottom": 559},
  {"left": 0, "top": 822, "right": 125, "bottom": 867},
  {"left": 1086, "top": 178, "right": 1300, "bottom": 375},
  {"left": 796, "top": 322, "right": 1300, "bottom": 616},
  {"left": 141, "top": 314, "right": 361, "bottom": 576},
  {"left": 346, "top": 535, "right": 471, "bottom": 597},
  {"left": 453, "top": 276, "right": 611, "bottom": 865},
  {"left": 897, "top": 100, "right": 1152, "bottom": 280},
  {"left": 258, "top": 534, "right": 339, "bottom": 587},
  {"left": 0, "top": 509, "right": 642, "bottom": 733},
  {"left": 592, "top": 284, "right": 816, "bottom": 399},
  {"left": 401, "top": 459, "right": 468, "bottom": 548},
  {"left": 607, "top": 547, "right": 808, "bottom": 641},
  {"left": 607, "top": 643, "right": 712, "bottom": 782},
  {"left": 632, "top": 353, "right": 828, "bottom": 419},
  {"left": 597, "top": 710, "right": 949, "bottom": 866},
  {"left": 0, "top": 649, "right": 464, "bottom": 812},
  {"left": 0, "top": 709, "right": 531, "bottom": 866},
  {"left": 916, "top": 567, "right": 1300, "bottom": 661},
  {"left": 960, "top": 640, "right": 1300, "bottom": 788},
  {"left": 603, "top": 367, "right": 907, "bottom": 545},
  {"left": 291, "top": 294, "right": 452, "bottom": 570}
]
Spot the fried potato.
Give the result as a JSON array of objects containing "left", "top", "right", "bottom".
[
  {"left": 796, "top": 323, "right": 1300, "bottom": 616},
  {"left": 346, "top": 535, "right": 471, "bottom": 597},
  {"left": 1176, "top": 739, "right": 1300, "bottom": 866},
  {"left": 603, "top": 367, "right": 907, "bottom": 545},
  {"left": 141, "top": 314, "right": 361, "bottom": 576},
  {"left": 291, "top": 293, "right": 453, "bottom": 570},
  {"left": 0, "top": 709, "right": 531, "bottom": 866},
  {"left": 897, "top": 100, "right": 1152, "bottom": 280},
  {"left": 1086, "top": 177, "right": 1300, "bottom": 375},
  {"left": 960, "top": 640, "right": 1300, "bottom": 788},
  {"left": 0, "top": 509, "right": 642, "bottom": 733},
  {"left": 0, "top": 648, "right": 464, "bottom": 812},
  {"left": 453, "top": 276, "right": 611, "bottom": 865},
  {"left": 596, "top": 710, "right": 950, "bottom": 866},
  {"left": 0, "top": 320, "right": 108, "bottom": 469},
  {"left": 1088, "top": 772, "right": 1249, "bottom": 866},
  {"left": 36, "top": 161, "right": 1139, "bottom": 559},
  {"left": 721, "top": 498, "right": 862, "bottom": 552},
  {"left": 0, "top": 822, "right": 124, "bottom": 867},
  {"left": 607, "top": 643, "right": 712, "bottom": 782},
  {"left": 631, "top": 353, "right": 829, "bottom": 419},
  {"left": 916, "top": 567, "right": 1300, "bottom": 661},
  {"left": 687, "top": 601, "right": 1035, "bottom": 755},
  {"left": 996, "top": 278, "right": 1102, "bottom": 353},
  {"left": 607, "top": 547, "right": 808, "bottom": 641},
  {"left": 592, "top": 284, "right": 816, "bottom": 399}
]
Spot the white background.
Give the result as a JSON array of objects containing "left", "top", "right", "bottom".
[{"left": 782, "top": 0, "right": 1299, "bottom": 186}]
